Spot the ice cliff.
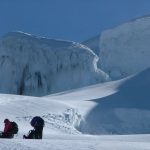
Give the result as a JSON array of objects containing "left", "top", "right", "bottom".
[{"left": 0, "top": 31, "right": 109, "bottom": 96}]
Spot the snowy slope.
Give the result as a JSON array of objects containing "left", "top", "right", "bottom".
[
  {"left": 48, "top": 68, "right": 150, "bottom": 134},
  {"left": 0, "top": 31, "right": 109, "bottom": 96},
  {"left": 0, "top": 68, "right": 149, "bottom": 149},
  {"left": 0, "top": 94, "right": 82, "bottom": 136},
  {"left": 84, "top": 16, "right": 150, "bottom": 80}
]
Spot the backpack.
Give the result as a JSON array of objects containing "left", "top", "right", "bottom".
[
  {"left": 30, "top": 116, "right": 44, "bottom": 127},
  {"left": 11, "top": 122, "right": 19, "bottom": 134}
]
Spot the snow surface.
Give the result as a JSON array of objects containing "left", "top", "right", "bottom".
[
  {"left": 0, "top": 68, "right": 150, "bottom": 149},
  {"left": 0, "top": 31, "right": 109, "bottom": 96},
  {"left": 0, "top": 134, "right": 150, "bottom": 150}
]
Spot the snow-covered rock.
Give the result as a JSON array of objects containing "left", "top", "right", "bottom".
[{"left": 0, "top": 31, "right": 109, "bottom": 96}]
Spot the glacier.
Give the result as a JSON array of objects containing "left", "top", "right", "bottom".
[{"left": 0, "top": 31, "right": 109, "bottom": 96}]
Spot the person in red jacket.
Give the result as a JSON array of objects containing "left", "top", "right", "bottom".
[{"left": 0, "top": 119, "right": 14, "bottom": 138}]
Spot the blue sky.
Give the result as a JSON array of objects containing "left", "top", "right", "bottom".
[{"left": 0, "top": 0, "right": 150, "bottom": 41}]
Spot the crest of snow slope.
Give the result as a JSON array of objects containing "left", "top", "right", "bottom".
[
  {"left": 99, "top": 16, "right": 150, "bottom": 79},
  {"left": 82, "top": 34, "right": 100, "bottom": 56},
  {"left": 48, "top": 68, "right": 150, "bottom": 134},
  {"left": 0, "top": 31, "right": 109, "bottom": 96}
]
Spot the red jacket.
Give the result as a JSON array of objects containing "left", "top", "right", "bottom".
[{"left": 4, "top": 122, "right": 13, "bottom": 134}]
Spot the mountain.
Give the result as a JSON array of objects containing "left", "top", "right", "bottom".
[
  {"left": 83, "top": 16, "right": 150, "bottom": 80},
  {"left": 0, "top": 31, "right": 109, "bottom": 96}
]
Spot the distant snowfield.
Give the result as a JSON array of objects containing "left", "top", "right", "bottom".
[{"left": 0, "top": 68, "right": 150, "bottom": 149}]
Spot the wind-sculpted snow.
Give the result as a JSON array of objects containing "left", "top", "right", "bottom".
[{"left": 0, "top": 31, "right": 109, "bottom": 96}]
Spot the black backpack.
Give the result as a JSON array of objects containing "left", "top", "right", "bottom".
[{"left": 11, "top": 122, "right": 19, "bottom": 134}]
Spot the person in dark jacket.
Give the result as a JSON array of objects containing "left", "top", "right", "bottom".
[
  {"left": 0, "top": 119, "right": 14, "bottom": 138},
  {"left": 23, "top": 116, "right": 44, "bottom": 139},
  {"left": 32, "top": 116, "right": 44, "bottom": 139}
]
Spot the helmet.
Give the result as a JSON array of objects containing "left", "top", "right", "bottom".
[{"left": 4, "top": 119, "right": 9, "bottom": 123}]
